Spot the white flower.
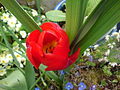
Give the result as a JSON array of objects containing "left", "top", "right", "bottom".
[
  {"left": 98, "top": 58, "right": 103, "bottom": 62},
  {"left": 6, "top": 54, "right": 13, "bottom": 62},
  {"left": 112, "top": 42, "right": 116, "bottom": 45},
  {"left": 108, "top": 43, "right": 114, "bottom": 49},
  {"left": 41, "top": 15, "right": 46, "bottom": 19},
  {"left": 15, "top": 22, "right": 22, "bottom": 32},
  {"left": 31, "top": 9, "right": 38, "bottom": 16},
  {"left": 14, "top": 52, "right": 22, "bottom": 59},
  {"left": 20, "top": 31, "right": 27, "bottom": 38},
  {"left": 7, "top": 16, "right": 17, "bottom": 28},
  {"left": 1, "top": 13, "right": 9, "bottom": 22},
  {"left": 104, "top": 49, "right": 110, "bottom": 56},
  {"left": 98, "top": 57, "right": 108, "bottom": 62},
  {"left": 105, "top": 35, "right": 110, "bottom": 41},
  {"left": 0, "top": 69, "right": 6, "bottom": 76},
  {"left": 103, "top": 57, "right": 109, "bottom": 62},
  {"left": 0, "top": 56, "right": 9, "bottom": 64},
  {"left": 94, "top": 44, "right": 99, "bottom": 49},
  {"left": 109, "top": 62, "right": 117, "bottom": 67},
  {"left": 83, "top": 51, "right": 90, "bottom": 56},
  {"left": 112, "top": 32, "right": 119, "bottom": 37}
]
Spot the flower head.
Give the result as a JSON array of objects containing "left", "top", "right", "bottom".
[
  {"left": 89, "top": 85, "right": 96, "bottom": 90},
  {"left": 65, "top": 82, "right": 73, "bottom": 90},
  {"left": 1, "top": 13, "right": 9, "bottom": 22},
  {"left": 78, "top": 82, "right": 87, "bottom": 90},
  {"left": 35, "top": 87, "right": 40, "bottom": 90},
  {"left": 26, "top": 22, "right": 80, "bottom": 71}
]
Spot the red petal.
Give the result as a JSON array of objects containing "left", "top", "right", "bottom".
[
  {"left": 43, "top": 31, "right": 58, "bottom": 45},
  {"left": 42, "top": 53, "right": 68, "bottom": 66},
  {"left": 44, "top": 57, "right": 68, "bottom": 71},
  {"left": 53, "top": 38, "right": 70, "bottom": 58},
  {"left": 45, "top": 62, "right": 67, "bottom": 71},
  {"left": 68, "top": 48, "right": 80, "bottom": 66},
  {"left": 40, "top": 22, "right": 63, "bottom": 38},
  {"left": 40, "top": 22, "right": 62, "bottom": 31},
  {"left": 26, "top": 30, "right": 40, "bottom": 44},
  {"left": 26, "top": 42, "right": 43, "bottom": 69}
]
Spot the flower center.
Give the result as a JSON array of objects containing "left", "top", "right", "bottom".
[{"left": 43, "top": 41, "right": 58, "bottom": 53}]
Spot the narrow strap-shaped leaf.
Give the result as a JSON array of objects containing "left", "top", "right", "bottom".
[
  {"left": 0, "top": 0, "right": 41, "bottom": 32},
  {"left": 25, "top": 60, "right": 35, "bottom": 90},
  {"left": 75, "top": 0, "right": 120, "bottom": 54},
  {"left": 36, "top": 0, "right": 41, "bottom": 18},
  {"left": 70, "top": 0, "right": 106, "bottom": 49},
  {"left": 66, "top": 0, "right": 88, "bottom": 43}
]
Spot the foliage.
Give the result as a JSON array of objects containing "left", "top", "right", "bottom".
[{"left": 0, "top": 0, "right": 120, "bottom": 89}]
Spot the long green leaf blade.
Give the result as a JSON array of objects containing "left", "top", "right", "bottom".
[
  {"left": 75, "top": 0, "right": 120, "bottom": 54},
  {"left": 66, "top": 0, "right": 88, "bottom": 43}
]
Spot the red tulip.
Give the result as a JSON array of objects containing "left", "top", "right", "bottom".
[{"left": 26, "top": 22, "right": 80, "bottom": 71}]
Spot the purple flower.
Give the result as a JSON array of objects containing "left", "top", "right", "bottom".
[
  {"left": 78, "top": 82, "right": 87, "bottom": 90},
  {"left": 88, "top": 55, "right": 93, "bottom": 61},
  {"left": 65, "top": 82, "right": 73, "bottom": 90},
  {"left": 89, "top": 85, "right": 96, "bottom": 90}
]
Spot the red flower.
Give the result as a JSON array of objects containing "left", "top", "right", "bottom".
[{"left": 26, "top": 22, "right": 80, "bottom": 71}]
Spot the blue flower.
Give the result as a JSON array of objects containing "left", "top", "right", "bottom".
[
  {"left": 89, "top": 85, "right": 96, "bottom": 90},
  {"left": 35, "top": 87, "right": 40, "bottom": 90},
  {"left": 65, "top": 82, "right": 73, "bottom": 90},
  {"left": 78, "top": 82, "right": 87, "bottom": 90},
  {"left": 59, "top": 70, "right": 65, "bottom": 75}
]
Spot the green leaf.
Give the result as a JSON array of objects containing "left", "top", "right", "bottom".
[
  {"left": 66, "top": 0, "right": 88, "bottom": 43},
  {"left": 73, "top": 0, "right": 120, "bottom": 54},
  {"left": 85, "top": 0, "right": 101, "bottom": 16},
  {"left": 0, "top": 70, "right": 28, "bottom": 90},
  {"left": 25, "top": 60, "right": 35, "bottom": 90},
  {"left": 39, "top": 64, "right": 62, "bottom": 85},
  {"left": 46, "top": 10, "right": 66, "bottom": 22},
  {"left": 0, "top": 0, "right": 41, "bottom": 32}
]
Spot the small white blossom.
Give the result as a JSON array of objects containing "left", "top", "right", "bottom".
[
  {"left": 7, "top": 16, "right": 17, "bottom": 28},
  {"left": 6, "top": 54, "right": 13, "bottom": 62},
  {"left": 112, "top": 42, "right": 116, "bottom": 45},
  {"left": 108, "top": 43, "right": 114, "bottom": 49},
  {"left": 83, "top": 51, "right": 90, "bottom": 56},
  {"left": 1, "top": 13, "right": 9, "bottom": 22},
  {"left": 103, "top": 57, "right": 109, "bottom": 62},
  {"left": 105, "top": 35, "right": 110, "bottom": 41},
  {"left": 41, "top": 15, "right": 46, "bottom": 19},
  {"left": 31, "top": 9, "right": 38, "bottom": 16},
  {"left": 94, "top": 44, "right": 99, "bottom": 49},
  {"left": 111, "top": 32, "right": 119, "bottom": 37},
  {"left": 104, "top": 49, "right": 110, "bottom": 56},
  {"left": 20, "top": 31, "right": 27, "bottom": 38},
  {"left": 0, "top": 69, "right": 6, "bottom": 76},
  {"left": 15, "top": 22, "right": 22, "bottom": 32},
  {"left": 109, "top": 62, "right": 117, "bottom": 67}
]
